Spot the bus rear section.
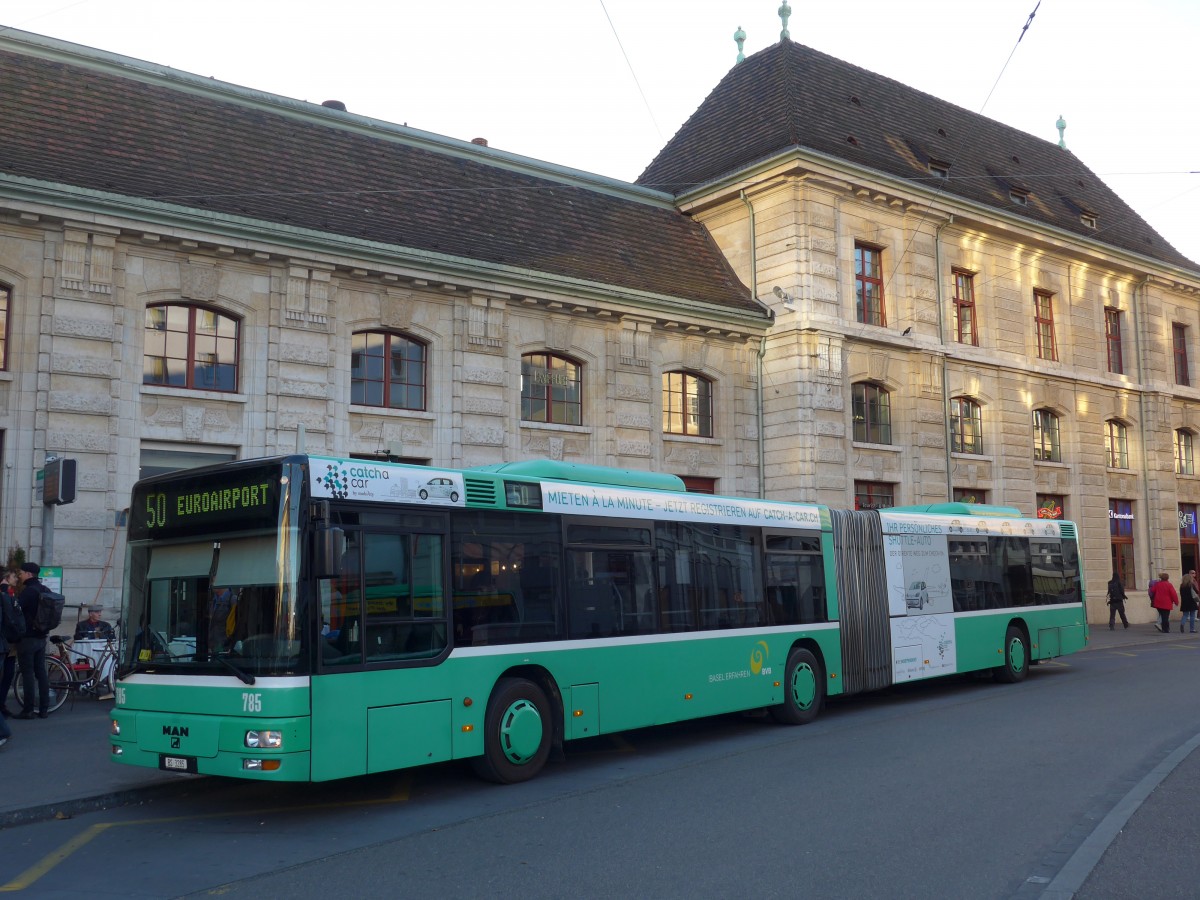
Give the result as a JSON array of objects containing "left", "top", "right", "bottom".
[{"left": 827, "top": 505, "right": 1087, "bottom": 695}]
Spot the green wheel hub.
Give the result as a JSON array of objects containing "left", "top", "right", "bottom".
[
  {"left": 790, "top": 662, "right": 818, "bottom": 711},
  {"left": 499, "top": 698, "right": 544, "bottom": 765}
]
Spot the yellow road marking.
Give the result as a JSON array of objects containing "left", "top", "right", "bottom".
[
  {"left": 0, "top": 787, "right": 413, "bottom": 892},
  {"left": 1, "top": 823, "right": 114, "bottom": 891}
]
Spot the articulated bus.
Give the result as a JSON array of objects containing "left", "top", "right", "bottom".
[{"left": 111, "top": 455, "right": 1087, "bottom": 783}]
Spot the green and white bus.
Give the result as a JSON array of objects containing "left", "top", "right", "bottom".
[{"left": 110, "top": 455, "right": 1088, "bottom": 783}]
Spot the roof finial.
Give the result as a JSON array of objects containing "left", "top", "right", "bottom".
[
  {"left": 779, "top": 1, "right": 791, "bottom": 40},
  {"left": 734, "top": 25, "right": 746, "bottom": 63},
  {"left": 1056, "top": 114, "right": 1067, "bottom": 150}
]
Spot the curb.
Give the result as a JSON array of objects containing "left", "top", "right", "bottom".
[{"left": 0, "top": 775, "right": 204, "bottom": 830}]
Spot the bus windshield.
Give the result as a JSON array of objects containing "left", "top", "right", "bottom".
[{"left": 122, "top": 529, "right": 304, "bottom": 676}]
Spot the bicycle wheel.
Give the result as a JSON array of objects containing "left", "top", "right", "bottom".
[
  {"left": 96, "top": 651, "right": 116, "bottom": 697},
  {"left": 13, "top": 655, "right": 72, "bottom": 713}
]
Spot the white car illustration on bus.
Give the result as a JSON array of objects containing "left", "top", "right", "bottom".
[
  {"left": 419, "top": 477, "right": 460, "bottom": 502},
  {"left": 905, "top": 580, "right": 930, "bottom": 610}
]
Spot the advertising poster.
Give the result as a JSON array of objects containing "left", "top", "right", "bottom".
[
  {"left": 309, "top": 456, "right": 465, "bottom": 506},
  {"left": 890, "top": 614, "right": 956, "bottom": 682}
]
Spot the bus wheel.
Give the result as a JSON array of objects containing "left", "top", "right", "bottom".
[
  {"left": 994, "top": 626, "right": 1029, "bottom": 684},
  {"left": 472, "top": 677, "right": 553, "bottom": 784},
  {"left": 770, "top": 648, "right": 824, "bottom": 725}
]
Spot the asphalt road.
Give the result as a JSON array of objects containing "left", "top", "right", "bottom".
[{"left": 2, "top": 636, "right": 1197, "bottom": 899}]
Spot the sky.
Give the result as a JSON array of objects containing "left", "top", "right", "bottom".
[{"left": 5, "top": 0, "right": 1200, "bottom": 267}]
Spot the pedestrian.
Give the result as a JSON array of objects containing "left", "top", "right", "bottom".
[
  {"left": 0, "top": 573, "right": 17, "bottom": 748},
  {"left": 1179, "top": 570, "right": 1199, "bottom": 634},
  {"left": 73, "top": 605, "right": 116, "bottom": 641},
  {"left": 1106, "top": 572, "right": 1130, "bottom": 630},
  {"left": 14, "top": 561, "right": 49, "bottom": 718},
  {"left": 1148, "top": 570, "right": 1179, "bottom": 634},
  {"left": 0, "top": 570, "right": 20, "bottom": 718}
]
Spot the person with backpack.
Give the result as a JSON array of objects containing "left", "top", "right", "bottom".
[
  {"left": 1106, "top": 572, "right": 1130, "bottom": 630},
  {"left": 14, "top": 562, "right": 50, "bottom": 719}
]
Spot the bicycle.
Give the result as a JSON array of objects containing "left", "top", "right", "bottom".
[{"left": 11, "top": 633, "right": 119, "bottom": 714}]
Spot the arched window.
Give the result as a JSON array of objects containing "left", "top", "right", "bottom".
[
  {"left": 521, "top": 353, "right": 582, "bottom": 425},
  {"left": 950, "top": 397, "right": 983, "bottom": 454},
  {"left": 144, "top": 303, "right": 239, "bottom": 392},
  {"left": 1033, "top": 409, "right": 1062, "bottom": 462},
  {"left": 1176, "top": 430, "right": 1195, "bottom": 476},
  {"left": 662, "top": 371, "right": 713, "bottom": 437},
  {"left": 350, "top": 331, "right": 427, "bottom": 410},
  {"left": 852, "top": 382, "right": 891, "bottom": 444},
  {"left": 1105, "top": 420, "right": 1129, "bottom": 469}
]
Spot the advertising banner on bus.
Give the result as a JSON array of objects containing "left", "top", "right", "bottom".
[
  {"left": 310, "top": 456, "right": 465, "bottom": 506},
  {"left": 540, "top": 482, "right": 822, "bottom": 529}
]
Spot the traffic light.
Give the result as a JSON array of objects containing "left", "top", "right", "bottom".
[{"left": 43, "top": 458, "right": 77, "bottom": 506}]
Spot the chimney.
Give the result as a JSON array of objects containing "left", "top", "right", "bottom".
[
  {"left": 321, "top": 100, "right": 347, "bottom": 111},
  {"left": 471, "top": 137, "right": 488, "bottom": 147}
]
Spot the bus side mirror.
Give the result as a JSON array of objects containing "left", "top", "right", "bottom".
[{"left": 314, "top": 526, "right": 345, "bottom": 579}]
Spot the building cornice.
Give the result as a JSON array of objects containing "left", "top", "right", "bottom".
[
  {"left": 0, "top": 174, "right": 768, "bottom": 333},
  {"left": 674, "top": 146, "right": 1200, "bottom": 285}
]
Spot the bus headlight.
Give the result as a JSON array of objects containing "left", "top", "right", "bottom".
[
  {"left": 111, "top": 718, "right": 120, "bottom": 736},
  {"left": 245, "top": 730, "right": 283, "bottom": 749}
]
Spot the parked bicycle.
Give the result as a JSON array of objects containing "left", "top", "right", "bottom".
[{"left": 11, "top": 633, "right": 119, "bottom": 714}]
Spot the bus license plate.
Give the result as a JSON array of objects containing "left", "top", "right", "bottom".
[{"left": 159, "top": 755, "right": 197, "bottom": 773}]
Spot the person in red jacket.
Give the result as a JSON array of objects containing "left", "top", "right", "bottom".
[{"left": 1149, "top": 570, "right": 1180, "bottom": 633}]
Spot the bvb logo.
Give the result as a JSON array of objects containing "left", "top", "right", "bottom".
[{"left": 749, "top": 640, "right": 769, "bottom": 675}]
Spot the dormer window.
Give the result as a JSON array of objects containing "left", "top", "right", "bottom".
[
  {"left": 1081, "top": 212, "right": 1098, "bottom": 229},
  {"left": 928, "top": 160, "right": 950, "bottom": 179},
  {"left": 1009, "top": 188, "right": 1029, "bottom": 206}
]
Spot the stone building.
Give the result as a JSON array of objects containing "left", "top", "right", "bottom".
[
  {"left": 1, "top": 27, "right": 1198, "bottom": 624},
  {"left": 0, "top": 30, "right": 768, "bottom": 615},
  {"left": 636, "top": 37, "right": 1200, "bottom": 623}
]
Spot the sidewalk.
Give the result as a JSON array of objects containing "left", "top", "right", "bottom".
[
  {"left": 0, "top": 620, "right": 1189, "bottom": 829},
  {"left": 0, "top": 696, "right": 201, "bottom": 828}
]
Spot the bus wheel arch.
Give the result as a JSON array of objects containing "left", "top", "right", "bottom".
[
  {"left": 994, "top": 621, "right": 1031, "bottom": 684},
  {"left": 471, "top": 667, "right": 560, "bottom": 784},
  {"left": 769, "top": 641, "right": 826, "bottom": 725}
]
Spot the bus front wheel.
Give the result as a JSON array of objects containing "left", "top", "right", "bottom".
[
  {"left": 770, "top": 647, "right": 824, "bottom": 725},
  {"left": 472, "top": 677, "right": 553, "bottom": 784},
  {"left": 994, "top": 625, "right": 1029, "bottom": 684}
]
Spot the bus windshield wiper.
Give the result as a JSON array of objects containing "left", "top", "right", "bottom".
[
  {"left": 212, "top": 652, "right": 256, "bottom": 685},
  {"left": 118, "top": 651, "right": 254, "bottom": 684}
]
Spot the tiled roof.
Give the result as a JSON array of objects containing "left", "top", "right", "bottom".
[
  {"left": 0, "top": 41, "right": 759, "bottom": 315},
  {"left": 638, "top": 40, "right": 1196, "bottom": 272}
]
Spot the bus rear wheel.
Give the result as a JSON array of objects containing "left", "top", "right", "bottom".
[
  {"left": 770, "top": 647, "right": 824, "bottom": 725},
  {"left": 994, "top": 625, "right": 1029, "bottom": 684},
  {"left": 472, "top": 677, "right": 553, "bottom": 784}
]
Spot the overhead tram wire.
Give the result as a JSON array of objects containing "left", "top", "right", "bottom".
[
  {"left": 598, "top": 0, "right": 664, "bottom": 145},
  {"left": 879, "top": 0, "right": 1045, "bottom": 298}
]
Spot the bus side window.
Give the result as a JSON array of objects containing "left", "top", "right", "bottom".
[{"left": 567, "top": 552, "right": 616, "bottom": 638}]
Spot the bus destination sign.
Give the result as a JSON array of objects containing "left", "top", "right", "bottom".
[{"left": 130, "top": 464, "right": 284, "bottom": 540}]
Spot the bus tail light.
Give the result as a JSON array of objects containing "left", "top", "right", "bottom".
[{"left": 111, "top": 719, "right": 121, "bottom": 736}]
